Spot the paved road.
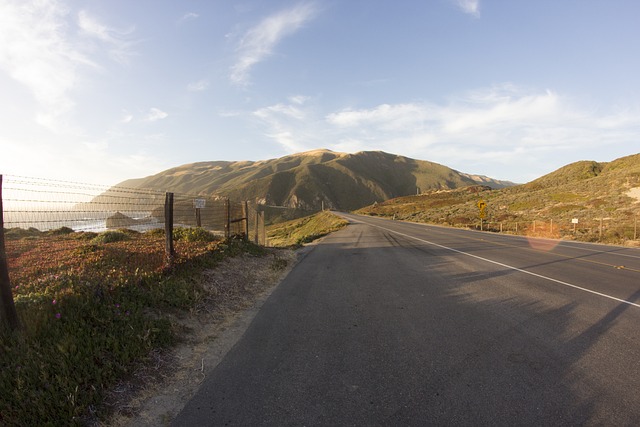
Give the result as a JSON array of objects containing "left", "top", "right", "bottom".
[{"left": 173, "top": 213, "right": 640, "bottom": 426}]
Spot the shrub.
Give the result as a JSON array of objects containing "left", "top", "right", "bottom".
[
  {"left": 5, "top": 227, "right": 42, "bottom": 239},
  {"left": 48, "top": 226, "right": 75, "bottom": 236},
  {"left": 91, "top": 230, "right": 131, "bottom": 244},
  {"left": 173, "top": 227, "right": 217, "bottom": 242},
  {"left": 145, "top": 228, "right": 165, "bottom": 237}
]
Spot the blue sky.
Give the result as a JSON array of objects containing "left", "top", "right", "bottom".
[{"left": 1, "top": 0, "right": 640, "bottom": 185}]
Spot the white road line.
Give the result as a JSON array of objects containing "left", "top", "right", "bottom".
[{"left": 367, "top": 222, "right": 640, "bottom": 309}]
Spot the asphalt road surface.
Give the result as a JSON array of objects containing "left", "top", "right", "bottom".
[{"left": 173, "top": 213, "right": 640, "bottom": 426}]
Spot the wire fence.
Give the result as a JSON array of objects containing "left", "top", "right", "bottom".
[
  {"left": 461, "top": 217, "right": 639, "bottom": 244},
  {"left": 0, "top": 174, "right": 266, "bottom": 243}
]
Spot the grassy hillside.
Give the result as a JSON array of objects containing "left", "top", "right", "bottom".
[
  {"left": 267, "top": 211, "right": 349, "bottom": 247},
  {"left": 357, "top": 153, "right": 640, "bottom": 244},
  {"left": 114, "top": 149, "right": 513, "bottom": 212}
]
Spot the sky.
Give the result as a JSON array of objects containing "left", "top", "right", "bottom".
[{"left": 1, "top": 0, "right": 640, "bottom": 186}]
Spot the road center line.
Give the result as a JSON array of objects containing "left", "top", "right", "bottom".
[{"left": 368, "top": 222, "right": 640, "bottom": 309}]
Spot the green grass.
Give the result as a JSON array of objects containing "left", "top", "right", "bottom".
[
  {"left": 0, "top": 231, "right": 262, "bottom": 425},
  {"left": 267, "top": 211, "right": 349, "bottom": 247}
]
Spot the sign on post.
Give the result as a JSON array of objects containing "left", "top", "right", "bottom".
[
  {"left": 477, "top": 200, "right": 487, "bottom": 231},
  {"left": 477, "top": 200, "right": 487, "bottom": 219},
  {"left": 194, "top": 199, "right": 205, "bottom": 228}
]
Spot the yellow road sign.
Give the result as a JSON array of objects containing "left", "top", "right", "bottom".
[{"left": 477, "top": 200, "right": 487, "bottom": 219}]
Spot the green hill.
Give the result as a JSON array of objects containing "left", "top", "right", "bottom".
[{"left": 116, "top": 149, "right": 514, "bottom": 212}]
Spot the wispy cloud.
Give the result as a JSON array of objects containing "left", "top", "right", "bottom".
[
  {"left": 452, "top": 0, "right": 480, "bottom": 17},
  {"left": 121, "top": 113, "right": 133, "bottom": 123},
  {"left": 178, "top": 12, "right": 199, "bottom": 25},
  {"left": 0, "top": 1, "right": 137, "bottom": 132},
  {"left": 77, "top": 10, "right": 137, "bottom": 64},
  {"left": 230, "top": 2, "right": 318, "bottom": 86},
  {"left": 145, "top": 108, "right": 168, "bottom": 122},
  {"left": 0, "top": 0, "right": 93, "bottom": 130},
  {"left": 251, "top": 84, "right": 640, "bottom": 181},
  {"left": 252, "top": 95, "right": 313, "bottom": 151},
  {"left": 187, "top": 79, "right": 210, "bottom": 92}
]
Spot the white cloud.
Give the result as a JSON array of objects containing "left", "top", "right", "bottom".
[
  {"left": 187, "top": 79, "right": 210, "bottom": 92},
  {"left": 0, "top": 1, "right": 137, "bottom": 132},
  {"left": 0, "top": 0, "right": 93, "bottom": 130},
  {"left": 146, "top": 108, "right": 168, "bottom": 122},
  {"left": 453, "top": 0, "right": 480, "bottom": 17},
  {"left": 178, "top": 12, "right": 199, "bottom": 24},
  {"left": 77, "top": 10, "right": 136, "bottom": 64},
  {"left": 252, "top": 96, "right": 315, "bottom": 151},
  {"left": 230, "top": 2, "right": 318, "bottom": 85},
  {"left": 250, "top": 84, "right": 640, "bottom": 182}
]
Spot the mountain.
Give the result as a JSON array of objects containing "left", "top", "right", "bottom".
[
  {"left": 116, "top": 149, "right": 514, "bottom": 212},
  {"left": 356, "top": 153, "right": 640, "bottom": 243}
]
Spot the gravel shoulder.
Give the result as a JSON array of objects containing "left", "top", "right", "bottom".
[{"left": 102, "top": 246, "right": 299, "bottom": 426}]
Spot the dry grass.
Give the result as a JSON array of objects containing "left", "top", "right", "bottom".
[{"left": 267, "top": 211, "right": 349, "bottom": 247}]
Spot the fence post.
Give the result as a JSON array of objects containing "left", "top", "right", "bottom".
[
  {"left": 164, "top": 192, "right": 174, "bottom": 260},
  {"left": 0, "top": 175, "right": 20, "bottom": 332},
  {"left": 261, "top": 210, "right": 267, "bottom": 246},
  {"left": 254, "top": 204, "right": 260, "bottom": 244},
  {"left": 224, "top": 198, "right": 230, "bottom": 239},
  {"left": 599, "top": 217, "right": 603, "bottom": 241},
  {"left": 242, "top": 201, "right": 249, "bottom": 240}
]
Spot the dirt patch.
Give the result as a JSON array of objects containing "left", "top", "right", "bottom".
[
  {"left": 101, "top": 247, "right": 298, "bottom": 426},
  {"left": 627, "top": 187, "right": 640, "bottom": 202}
]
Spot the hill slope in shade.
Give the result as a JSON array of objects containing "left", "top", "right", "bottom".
[{"left": 117, "top": 149, "right": 514, "bottom": 212}]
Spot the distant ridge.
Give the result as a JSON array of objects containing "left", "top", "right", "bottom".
[{"left": 116, "top": 149, "right": 515, "bottom": 211}]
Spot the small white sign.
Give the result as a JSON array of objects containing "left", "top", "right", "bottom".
[
  {"left": 194, "top": 199, "right": 206, "bottom": 209},
  {"left": 571, "top": 218, "right": 579, "bottom": 224}
]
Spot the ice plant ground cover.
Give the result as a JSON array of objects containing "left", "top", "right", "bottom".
[{"left": 0, "top": 227, "right": 259, "bottom": 425}]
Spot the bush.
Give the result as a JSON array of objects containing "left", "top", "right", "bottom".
[
  {"left": 4, "top": 227, "right": 42, "bottom": 239},
  {"left": 145, "top": 228, "right": 165, "bottom": 237},
  {"left": 91, "top": 231, "right": 131, "bottom": 244},
  {"left": 48, "top": 226, "right": 75, "bottom": 236},
  {"left": 173, "top": 227, "right": 217, "bottom": 242}
]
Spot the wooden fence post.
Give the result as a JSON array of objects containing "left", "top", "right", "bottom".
[
  {"left": 224, "top": 198, "right": 230, "bottom": 239},
  {"left": 254, "top": 204, "right": 260, "bottom": 244},
  {"left": 260, "top": 210, "right": 266, "bottom": 246},
  {"left": 0, "top": 175, "right": 20, "bottom": 331},
  {"left": 164, "top": 192, "right": 174, "bottom": 260},
  {"left": 599, "top": 217, "right": 603, "bottom": 241},
  {"left": 243, "top": 201, "right": 249, "bottom": 240}
]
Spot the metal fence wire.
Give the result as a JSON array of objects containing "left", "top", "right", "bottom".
[{"left": 1, "top": 175, "right": 266, "bottom": 244}]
